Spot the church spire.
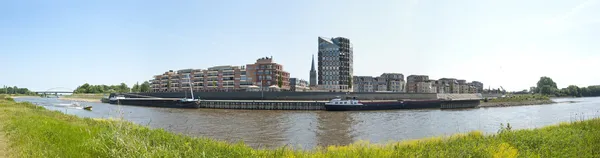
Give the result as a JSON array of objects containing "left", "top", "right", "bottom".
[
  {"left": 309, "top": 54, "right": 317, "bottom": 87},
  {"left": 310, "top": 54, "right": 315, "bottom": 71}
]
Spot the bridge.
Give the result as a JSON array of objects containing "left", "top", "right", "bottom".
[
  {"left": 34, "top": 87, "right": 74, "bottom": 98},
  {"left": 34, "top": 91, "right": 73, "bottom": 94}
]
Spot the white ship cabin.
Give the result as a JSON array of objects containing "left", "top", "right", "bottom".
[{"left": 327, "top": 96, "right": 362, "bottom": 105}]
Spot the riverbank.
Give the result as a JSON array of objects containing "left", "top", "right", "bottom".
[
  {"left": 479, "top": 100, "right": 555, "bottom": 107},
  {"left": 479, "top": 94, "right": 556, "bottom": 108},
  {"left": 1, "top": 95, "right": 599, "bottom": 157},
  {"left": 59, "top": 94, "right": 106, "bottom": 103},
  {"left": 58, "top": 97, "right": 101, "bottom": 103}
]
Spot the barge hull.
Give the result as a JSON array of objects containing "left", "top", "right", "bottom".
[
  {"left": 109, "top": 99, "right": 199, "bottom": 108},
  {"left": 324, "top": 100, "right": 442, "bottom": 111}
]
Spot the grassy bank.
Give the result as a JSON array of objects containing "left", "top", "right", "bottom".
[
  {"left": 1, "top": 95, "right": 599, "bottom": 157},
  {"left": 480, "top": 94, "right": 555, "bottom": 107}
]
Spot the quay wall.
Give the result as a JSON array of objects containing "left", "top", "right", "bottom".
[
  {"left": 199, "top": 100, "right": 326, "bottom": 110},
  {"left": 111, "top": 92, "right": 441, "bottom": 101}
]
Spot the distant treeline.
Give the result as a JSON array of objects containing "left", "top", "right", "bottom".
[
  {"left": 530, "top": 76, "right": 600, "bottom": 97},
  {"left": 74, "top": 82, "right": 150, "bottom": 94},
  {"left": 0, "top": 86, "right": 35, "bottom": 95}
]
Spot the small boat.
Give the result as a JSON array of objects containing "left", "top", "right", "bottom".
[{"left": 83, "top": 106, "right": 92, "bottom": 110}]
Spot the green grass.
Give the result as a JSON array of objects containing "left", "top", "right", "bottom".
[
  {"left": 487, "top": 94, "right": 551, "bottom": 103},
  {"left": 1, "top": 94, "right": 599, "bottom": 157},
  {"left": 62, "top": 93, "right": 108, "bottom": 100}
]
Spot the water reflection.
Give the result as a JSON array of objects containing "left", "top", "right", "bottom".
[
  {"left": 13, "top": 97, "right": 600, "bottom": 149},
  {"left": 315, "top": 111, "right": 356, "bottom": 147}
]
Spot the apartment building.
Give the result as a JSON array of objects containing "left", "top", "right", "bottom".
[
  {"left": 416, "top": 80, "right": 434, "bottom": 93},
  {"left": 457, "top": 79, "right": 470, "bottom": 94},
  {"left": 151, "top": 70, "right": 179, "bottom": 92},
  {"left": 470, "top": 81, "right": 484, "bottom": 93},
  {"left": 406, "top": 75, "right": 429, "bottom": 93},
  {"left": 352, "top": 73, "right": 406, "bottom": 92},
  {"left": 289, "top": 78, "right": 309, "bottom": 92},
  {"left": 150, "top": 65, "right": 252, "bottom": 92},
  {"left": 353, "top": 76, "right": 375, "bottom": 92},
  {"left": 438, "top": 78, "right": 460, "bottom": 93},
  {"left": 246, "top": 57, "right": 290, "bottom": 91},
  {"left": 380, "top": 73, "right": 405, "bottom": 92}
]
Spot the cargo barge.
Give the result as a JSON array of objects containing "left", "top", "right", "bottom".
[
  {"left": 108, "top": 74, "right": 201, "bottom": 108},
  {"left": 324, "top": 97, "right": 478, "bottom": 111},
  {"left": 109, "top": 97, "right": 200, "bottom": 108}
]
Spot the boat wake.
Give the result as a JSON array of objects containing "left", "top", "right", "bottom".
[{"left": 51, "top": 102, "right": 90, "bottom": 110}]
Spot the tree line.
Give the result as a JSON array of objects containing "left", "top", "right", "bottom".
[
  {"left": 530, "top": 76, "right": 600, "bottom": 97},
  {"left": 0, "top": 85, "right": 35, "bottom": 95},
  {"left": 74, "top": 81, "right": 150, "bottom": 94}
]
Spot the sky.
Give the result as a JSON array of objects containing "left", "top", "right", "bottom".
[{"left": 0, "top": 0, "right": 599, "bottom": 92}]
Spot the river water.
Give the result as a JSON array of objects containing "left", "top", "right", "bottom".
[{"left": 14, "top": 97, "right": 600, "bottom": 149}]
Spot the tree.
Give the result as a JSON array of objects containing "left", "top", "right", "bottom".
[
  {"left": 277, "top": 73, "right": 283, "bottom": 88},
  {"left": 567, "top": 85, "right": 580, "bottom": 97},
  {"left": 580, "top": 87, "right": 590, "bottom": 97},
  {"left": 119, "top": 83, "right": 130, "bottom": 93},
  {"left": 6, "top": 87, "right": 12, "bottom": 94},
  {"left": 530, "top": 87, "right": 537, "bottom": 94},
  {"left": 132, "top": 82, "right": 140, "bottom": 93},
  {"left": 348, "top": 76, "right": 352, "bottom": 89},
  {"left": 537, "top": 77, "right": 557, "bottom": 89},
  {"left": 539, "top": 85, "right": 556, "bottom": 95},
  {"left": 536, "top": 77, "right": 557, "bottom": 95},
  {"left": 587, "top": 86, "right": 600, "bottom": 97},
  {"left": 140, "top": 81, "right": 151, "bottom": 92}
]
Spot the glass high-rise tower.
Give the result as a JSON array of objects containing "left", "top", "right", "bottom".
[{"left": 317, "top": 36, "right": 353, "bottom": 92}]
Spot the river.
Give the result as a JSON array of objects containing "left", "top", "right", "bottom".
[{"left": 14, "top": 97, "right": 600, "bottom": 149}]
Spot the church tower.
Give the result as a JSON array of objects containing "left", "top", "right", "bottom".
[{"left": 309, "top": 54, "right": 317, "bottom": 87}]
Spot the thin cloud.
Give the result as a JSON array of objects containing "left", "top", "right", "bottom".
[{"left": 546, "top": 0, "right": 598, "bottom": 25}]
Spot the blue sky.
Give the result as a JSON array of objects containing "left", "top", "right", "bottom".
[{"left": 1, "top": 0, "right": 598, "bottom": 91}]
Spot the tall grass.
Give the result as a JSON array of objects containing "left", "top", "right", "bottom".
[{"left": 1, "top": 95, "right": 599, "bottom": 157}]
